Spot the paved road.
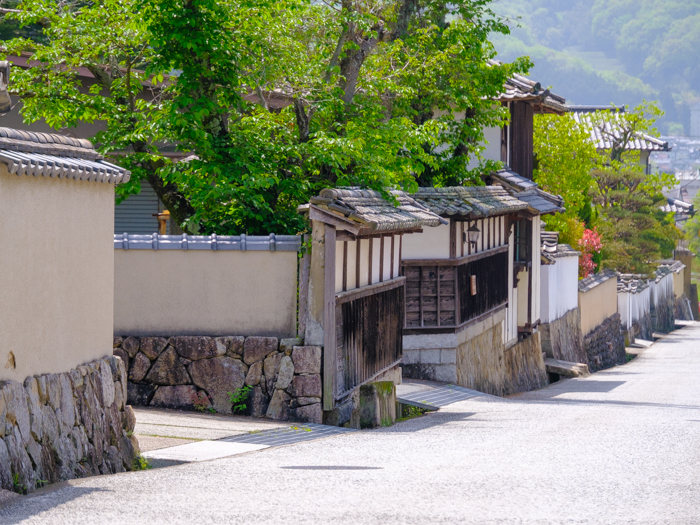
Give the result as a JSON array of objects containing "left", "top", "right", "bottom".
[{"left": 2, "top": 325, "right": 700, "bottom": 524}]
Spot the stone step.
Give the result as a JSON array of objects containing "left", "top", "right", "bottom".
[
  {"left": 544, "top": 358, "right": 590, "bottom": 378},
  {"left": 631, "top": 339, "right": 653, "bottom": 348}
]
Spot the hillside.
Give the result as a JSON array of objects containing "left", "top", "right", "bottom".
[{"left": 490, "top": 0, "right": 700, "bottom": 135}]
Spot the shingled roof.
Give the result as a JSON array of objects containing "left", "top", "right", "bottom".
[
  {"left": 0, "top": 127, "right": 130, "bottom": 183},
  {"left": 411, "top": 186, "right": 528, "bottom": 218},
  {"left": 570, "top": 110, "right": 669, "bottom": 152},
  {"left": 306, "top": 187, "right": 444, "bottom": 232},
  {"left": 541, "top": 230, "right": 580, "bottom": 264},
  {"left": 486, "top": 169, "right": 565, "bottom": 215},
  {"left": 487, "top": 61, "right": 567, "bottom": 115}
]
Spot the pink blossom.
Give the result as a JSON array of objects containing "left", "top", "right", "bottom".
[{"left": 578, "top": 228, "right": 602, "bottom": 278}]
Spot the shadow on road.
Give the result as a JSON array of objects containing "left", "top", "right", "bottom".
[{"left": 0, "top": 485, "right": 108, "bottom": 523}]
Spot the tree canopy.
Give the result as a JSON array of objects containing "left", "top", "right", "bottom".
[
  {"left": 534, "top": 103, "right": 680, "bottom": 275},
  {"left": 2, "top": 0, "right": 529, "bottom": 235}
]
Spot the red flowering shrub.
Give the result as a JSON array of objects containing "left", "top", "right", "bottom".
[{"left": 578, "top": 227, "right": 603, "bottom": 279}]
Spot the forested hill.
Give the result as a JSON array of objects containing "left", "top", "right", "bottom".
[{"left": 490, "top": 0, "right": 700, "bottom": 135}]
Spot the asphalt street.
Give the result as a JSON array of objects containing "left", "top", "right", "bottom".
[{"left": 1, "top": 324, "right": 699, "bottom": 524}]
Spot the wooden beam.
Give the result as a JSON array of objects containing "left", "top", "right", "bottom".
[
  {"left": 297, "top": 236, "right": 311, "bottom": 338},
  {"left": 309, "top": 205, "right": 361, "bottom": 235},
  {"left": 356, "top": 238, "right": 361, "bottom": 288},
  {"left": 322, "top": 224, "right": 337, "bottom": 411},
  {"left": 368, "top": 237, "right": 374, "bottom": 285},
  {"left": 342, "top": 241, "right": 348, "bottom": 292},
  {"left": 390, "top": 235, "right": 395, "bottom": 279},
  {"left": 449, "top": 219, "right": 457, "bottom": 259},
  {"left": 335, "top": 277, "right": 406, "bottom": 305},
  {"left": 400, "top": 245, "right": 509, "bottom": 267}
]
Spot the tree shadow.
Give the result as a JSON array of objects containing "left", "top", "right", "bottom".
[{"left": 0, "top": 484, "right": 108, "bottom": 524}]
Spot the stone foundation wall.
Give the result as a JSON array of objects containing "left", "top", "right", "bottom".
[
  {"left": 401, "top": 349, "right": 456, "bottom": 383},
  {"left": 0, "top": 356, "right": 137, "bottom": 494},
  {"left": 675, "top": 295, "right": 695, "bottom": 321},
  {"left": 454, "top": 323, "right": 547, "bottom": 396},
  {"left": 539, "top": 308, "right": 586, "bottom": 364},
  {"left": 113, "top": 336, "right": 323, "bottom": 424},
  {"left": 502, "top": 332, "right": 548, "bottom": 395},
  {"left": 583, "top": 313, "right": 626, "bottom": 373},
  {"left": 631, "top": 312, "right": 653, "bottom": 341},
  {"left": 651, "top": 296, "right": 675, "bottom": 334}
]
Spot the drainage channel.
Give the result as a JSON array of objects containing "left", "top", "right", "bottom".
[{"left": 143, "top": 423, "right": 356, "bottom": 467}]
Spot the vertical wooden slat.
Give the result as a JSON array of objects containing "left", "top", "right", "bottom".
[
  {"left": 480, "top": 219, "right": 484, "bottom": 252},
  {"left": 390, "top": 235, "right": 395, "bottom": 279},
  {"left": 379, "top": 235, "right": 385, "bottom": 283},
  {"left": 323, "top": 224, "right": 337, "bottom": 411},
  {"left": 342, "top": 241, "right": 348, "bottom": 292},
  {"left": 487, "top": 218, "right": 491, "bottom": 250},
  {"left": 449, "top": 219, "right": 457, "bottom": 259},
  {"left": 368, "top": 237, "right": 374, "bottom": 285},
  {"left": 419, "top": 266, "right": 424, "bottom": 327},
  {"left": 460, "top": 221, "right": 464, "bottom": 257},
  {"left": 437, "top": 266, "right": 441, "bottom": 327},
  {"left": 467, "top": 221, "right": 472, "bottom": 255}
]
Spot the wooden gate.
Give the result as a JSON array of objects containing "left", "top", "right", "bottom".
[{"left": 326, "top": 279, "right": 405, "bottom": 407}]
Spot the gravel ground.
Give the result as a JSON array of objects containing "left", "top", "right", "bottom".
[{"left": 1, "top": 325, "right": 699, "bottom": 524}]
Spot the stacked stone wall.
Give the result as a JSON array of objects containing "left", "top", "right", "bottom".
[
  {"left": 454, "top": 324, "right": 547, "bottom": 396},
  {"left": 651, "top": 296, "right": 675, "bottom": 334},
  {"left": 0, "top": 356, "right": 137, "bottom": 494},
  {"left": 632, "top": 312, "right": 653, "bottom": 341},
  {"left": 539, "top": 308, "right": 586, "bottom": 364},
  {"left": 675, "top": 295, "right": 695, "bottom": 321},
  {"left": 113, "top": 336, "right": 322, "bottom": 424},
  {"left": 583, "top": 313, "right": 626, "bottom": 373}
]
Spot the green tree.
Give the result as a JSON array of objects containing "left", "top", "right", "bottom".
[
  {"left": 533, "top": 112, "right": 596, "bottom": 246},
  {"left": 3, "top": 0, "right": 528, "bottom": 235}
]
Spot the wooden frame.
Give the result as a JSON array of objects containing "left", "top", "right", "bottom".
[{"left": 400, "top": 245, "right": 509, "bottom": 267}]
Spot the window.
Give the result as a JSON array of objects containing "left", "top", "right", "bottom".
[{"left": 514, "top": 219, "right": 531, "bottom": 263}]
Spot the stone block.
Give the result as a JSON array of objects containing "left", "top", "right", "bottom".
[
  {"left": 122, "top": 405, "right": 136, "bottom": 434},
  {"left": 291, "top": 346, "right": 321, "bottom": 374},
  {"left": 441, "top": 349, "right": 456, "bottom": 365},
  {"left": 280, "top": 338, "right": 303, "bottom": 355},
  {"left": 139, "top": 337, "right": 169, "bottom": 360},
  {"left": 294, "top": 403, "right": 322, "bottom": 424},
  {"left": 263, "top": 352, "right": 282, "bottom": 381},
  {"left": 275, "top": 357, "right": 295, "bottom": 390},
  {"left": 359, "top": 381, "right": 396, "bottom": 429},
  {"left": 266, "top": 390, "right": 291, "bottom": 420},
  {"left": 127, "top": 382, "right": 157, "bottom": 406},
  {"left": 420, "top": 349, "right": 441, "bottom": 365},
  {"left": 290, "top": 374, "right": 321, "bottom": 398},
  {"left": 402, "top": 349, "right": 420, "bottom": 365},
  {"left": 434, "top": 364, "right": 457, "bottom": 383},
  {"left": 249, "top": 386, "right": 269, "bottom": 418},
  {"left": 121, "top": 336, "right": 140, "bottom": 358},
  {"left": 245, "top": 361, "right": 263, "bottom": 386},
  {"left": 113, "top": 348, "right": 129, "bottom": 373},
  {"left": 0, "top": 439, "right": 12, "bottom": 490},
  {"left": 188, "top": 357, "right": 247, "bottom": 413},
  {"left": 3, "top": 382, "right": 31, "bottom": 445},
  {"left": 145, "top": 348, "right": 191, "bottom": 385},
  {"left": 150, "top": 385, "right": 198, "bottom": 409},
  {"left": 129, "top": 352, "right": 152, "bottom": 383},
  {"left": 296, "top": 396, "right": 321, "bottom": 406},
  {"left": 225, "top": 336, "right": 245, "bottom": 358},
  {"left": 243, "top": 337, "right": 278, "bottom": 365},
  {"left": 113, "top": 337, "right": 123, "bottom": 348},
  {"left": 23, "top": 378, "right": 43, "bottom": 442},
  {"left": 171, "top": 336, "right": 224, "bottom": 361},
  {"left": 323, "top": 397, "right": 354, "bottom": 427}
]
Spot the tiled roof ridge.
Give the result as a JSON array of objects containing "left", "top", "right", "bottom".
[
  {"left": 0, "top": 127, "right": 102, "bottom": 160},
  {"left": 578, "top": 268, "right": 616, "bottom": 292}
]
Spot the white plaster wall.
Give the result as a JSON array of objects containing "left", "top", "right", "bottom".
[
  {"left": 371, "top": 237, "right": 381, "bottom": 284},
  {"left": 382, "top": 238, "right": 392, "bottom": 282},
  {"left": 532, "top": 219, "right": 541, "bottom": 324},
  {"left": 541, "top": 255, "right": 579, "bottom": 324},
  {"left": 517, "top": 268, "right": 529, "bottom": 327},
  {"left": 618, "top": 292, "right": 631, "bottom": 329},
  {"left": 0, "top": 165, "right": 115, "bottom": 383},
  {"left": 505, "top": 224, "right": 517, "bottom": 345},
  {"left": 114, "top": 249, "right": 297, "bottom": 338},
  {"left": 346, "top": 240, "right": 357, "bottom": 290},
  {"left": 359, "top": 238, "right": 370, "bottom": 287},
  {"left": 467, "top": 125, "right": 502, "bottom": 169},
  {"left": 335, "top": 240, "right": 345, "bottom": 293},
  {"left": 402, "top": 223, "right": 450, "bottom": 260}
]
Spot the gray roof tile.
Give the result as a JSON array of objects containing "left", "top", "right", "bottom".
[{"left": 412, "top": 186, "right": 528, "bottom": 218}]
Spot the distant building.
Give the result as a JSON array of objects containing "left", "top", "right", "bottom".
[{"left": 691, "top": 102, "right": 700, "bottom": 138}]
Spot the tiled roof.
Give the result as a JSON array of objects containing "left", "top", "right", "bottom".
[
  {"left": 657, "top": 259, "right": 685, "bottom": 274},
  {"left": 309, "top": 187, "right": 444, "bottom": 232},
  {"left": 114, "top": 233, "right": 300, "bottom": 252},
  {"left": 617, "top": 274, "right": 649, "bottom": 294},
  {"left": 570, "top": 110, "right": 670, "bottom": 152},
  {"left": 661, "top": 197, "right": 693, "bottom": 215},
  {"left": 489, "top": 62, "right": 566, "bottom": 114},
  {"left": 541, "top": 230, "right": 580, "bottom": 263},
  {"left": 579, "top": 269, "right": 617, "bottom": 293},
  {"left": 487, "top": 169, "right": 565, "bottom": 215},
  {"left": 0, "top": 127, "right": 130, "bottom": 183},
  {"left": 411, "top": 186, "right": 528, "bottom": 218},
  {"left": 653, "top": 265, "right": 673, "bottom": 283}
]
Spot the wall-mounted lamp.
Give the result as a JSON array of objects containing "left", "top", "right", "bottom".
[{"left": 463, "top": 222, "right": 481, "bottom": 249}]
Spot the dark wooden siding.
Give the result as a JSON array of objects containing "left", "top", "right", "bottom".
[
  {"left": 457, "top": 251, "right": 509, "bottom": 322},
  {"left": 404, "top": 266, "right": 456, "bottom": 328},
  {"left": 509, "top": 101, "right": 534, "bottom": 180},
  {"left": 335, "top": 284, "right": 404, "bottom": 398}
]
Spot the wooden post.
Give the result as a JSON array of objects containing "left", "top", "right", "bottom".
[
  {"left": 298, "top": 234, "right": 311, "bottom": 337},
  {"left": 449, "top": 219, "right": 456, "bottom": 259},
  {"left": 323, "top": 224, "right": 337, "bottom": 411}
]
